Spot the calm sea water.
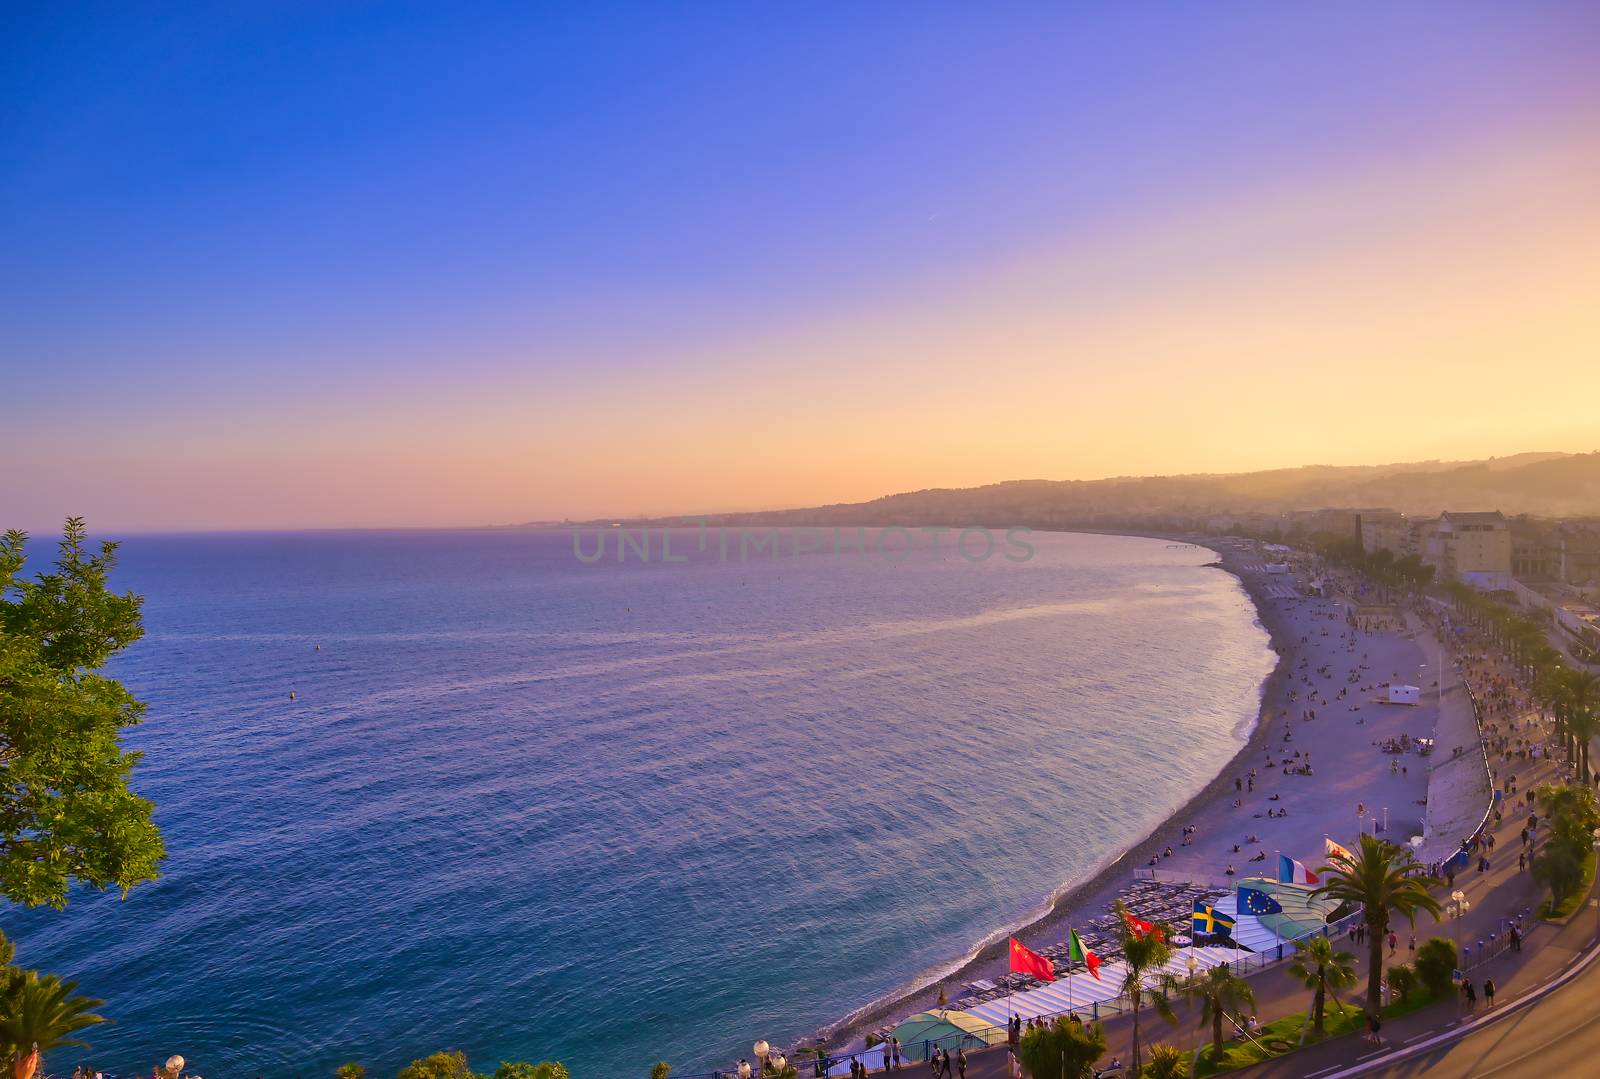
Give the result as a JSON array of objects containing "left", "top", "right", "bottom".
[{"left": 6, "top": 529, "right": 1272, "bottom": 1079}]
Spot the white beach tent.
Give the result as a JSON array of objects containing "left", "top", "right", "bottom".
[
  {"left": 1388, "top": 684, "right": 1421, "bottom": 705},
  {"left": 956, "top": 943, "right": 1255, "bottom": 1028}
]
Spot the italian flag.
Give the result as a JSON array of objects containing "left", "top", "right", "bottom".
[{"left": 1068, "top": 928, "right": 1102, "bottom": 981}]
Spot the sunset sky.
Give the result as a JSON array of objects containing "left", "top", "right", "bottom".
[{"left": 5, "top": 3, "right": 1600, "bottom": 531}]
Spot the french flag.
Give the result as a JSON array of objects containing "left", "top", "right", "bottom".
[{"left": 1279, "top": 853, "right": 1319, "bottom": 886}]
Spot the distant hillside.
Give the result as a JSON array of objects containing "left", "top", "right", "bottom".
[{"left": 596, "top": 451, "right": 1600, "bottom": 529}]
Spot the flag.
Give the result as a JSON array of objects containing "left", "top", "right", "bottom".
[
  {"left": 1067, "top": 928, "right": 1102, "bottom": 981},
  {"left": 1192, "top": 901, "right": 1236, "bottom": 936},
  {"left": 1008, "top": 937, "right": 1056, "bottom": 982},
  {"left": 1238, "top": 885, "right": 1284, "bottom": 916},
  {"left": 1123, "top": 910, "right": 1165, "bottom": 941},
  {"left": 1325, "top": 836, "right": 1354, "bottom": 863},
  {"left": 1278, "top": 854, "right": 1320, "bottom": 886}
]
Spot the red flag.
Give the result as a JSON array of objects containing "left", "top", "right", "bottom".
[
  {"left": 1123, "top": 911, "right": 1165, "bottom": 942},
  {"left": 1008, "top": 937, "right": 1056, "bottom": 982}
]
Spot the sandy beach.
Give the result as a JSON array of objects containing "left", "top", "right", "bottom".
[{"left": 818, "top": 533, "right": 1446, "bottom": 1055}]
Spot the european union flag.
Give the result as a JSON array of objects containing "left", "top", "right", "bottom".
[
  {"left": 1192, "top": 901, "right": 1236, "bottom": 936},
  {"left": 1238, "top": 886, "right": 1284, "bottom": 916}
]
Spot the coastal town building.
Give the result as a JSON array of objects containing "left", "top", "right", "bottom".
[
  {"left": 1426, "top": 511, "right": 1512, "bottom": 591},
  {"left": 1557, "top": 520, "right": 1600, "bottom": 590},
  {"left": 1357, "top": 509, "right": 1411, "bottom": 556}
]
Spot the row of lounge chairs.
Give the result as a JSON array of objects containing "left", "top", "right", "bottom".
[{"left": 947, "top": 882, "right": 1231, "bottom": 1007}]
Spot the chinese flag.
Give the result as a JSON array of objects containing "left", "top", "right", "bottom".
[{"left": 1008, "top": 937, "right": 1056, "bottom": 982}]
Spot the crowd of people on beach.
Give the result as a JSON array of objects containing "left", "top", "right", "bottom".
[{"left": 805, "top": 541, "right": 1593, "bottom": 1079}]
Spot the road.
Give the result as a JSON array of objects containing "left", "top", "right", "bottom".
[{"left": 1353, "top": 933, "right": 1600, "bottom": 1078}]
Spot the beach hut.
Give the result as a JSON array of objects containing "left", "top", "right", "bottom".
[{"left": 1388, "top": 684, "right": 1420, "bottom": 705}]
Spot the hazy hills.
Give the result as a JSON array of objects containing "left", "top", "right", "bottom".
[{"left": 602, "top": 451, "right": 1600, "bottom": 529}]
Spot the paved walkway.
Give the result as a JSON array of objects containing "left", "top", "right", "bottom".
[{"left": 1413, "top": 612, "right": 1491, "bottom": 865}]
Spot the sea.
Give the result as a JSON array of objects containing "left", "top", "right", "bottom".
[{"left": 5, "top": 528, "right": 1275, "bottom": 1079}]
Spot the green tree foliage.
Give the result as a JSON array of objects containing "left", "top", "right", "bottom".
[
  {"left": 1141, "top": 1043, "right": 1188, "bottom": 1079},
  {"left": 0, "top": 966, "right": 108, "bottom": 1079},
  {"left": 649, "top": 1064, "right": 671, "bottom": 1079},
  {"left": 1112, "top": 902, "right": 1180, "bottom": 1076},
  {"left": 397, "top": 1052, "right": 475, "bottom": 1079},
  {"left": 0, "top": 519, "right": 164, "bottom": 908},
  {"left": 336, "top": 1065, "right": 367, "bottom": 1079},
  {"left": 1313, "top": 834, "right": 1441, "bottom": 1014},
  {"left": 1185, "top": 964, "right": 1254, "bottom": 1061},
  {"left": 1413, "top": 938, "right": 1458, "bottom": 999},
  {"left": 493, "top": 1064, "right": 569, "bottom": 1079},
  {"left": 1285, "top": 935, "right": 1356, "bottom": 1035},
  {"left": 1384, "top": 964, "right": 1417, "bottom": 1002},
  {"left": 1016, "top": 1016, "right": 1108, "bottom": 1079},
  {"left": 1532, "top": 782, "right": 1600, "bottom": 911}
]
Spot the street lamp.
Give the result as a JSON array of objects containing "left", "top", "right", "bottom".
[{"left": 737, "top": 1060, "right": 752, "bottom": 1079}]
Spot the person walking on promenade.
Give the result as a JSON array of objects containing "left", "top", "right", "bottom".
[
  {"left": 1484, "top": 978, "right": 1496, "bottom": 1008},
  {"left": 1463, "top": 978, "right": 1477, "bottom": 1012},
  {"left": 1388, "top": 930, "right": 1397, "bottom": 956},
  {"left": 1366, "top": 1012, "right": 1383, "bottom": 1046},
  {"left": 891, "top": 1039, "right": 901, "bottom": 1070},
  {"left": 955, "top": 1047, "right": 967, "bottom": 1079}
]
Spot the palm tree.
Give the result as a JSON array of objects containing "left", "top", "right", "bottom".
[
  {"left": 1111, "top": 902, "right": 1179, "bottom": 1077},
  {"left": 1184, "top": 964, "right": 1255, "bottom": 1062},
  {"left": 1560, "top": 669, "right": 1600, "bottom": 782},
  {"left": 1286, "top": 935, "right": 1357, "bottom": 1035},
  {"left": 1313, "top": 834, "right": 1442, "bottom": 1014},
  {"left": 1535, "top": 667, "right": 1571, "bottom": 753},
  {"left": 1142, "top": 1043, "right": 1188, "bottom": 1079},
  {"left": 0, "top": 971, "right": 107, "bottom": 1079}
]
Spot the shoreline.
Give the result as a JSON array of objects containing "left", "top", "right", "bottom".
[{"left": 815, "top": 530, "right": 1296, "bottom": 1054}]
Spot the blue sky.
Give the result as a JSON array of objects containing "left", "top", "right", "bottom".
[{"left": 5, "top": 3, "right": 1599, "bottom": 529}]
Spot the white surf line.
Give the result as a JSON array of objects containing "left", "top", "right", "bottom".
[{"left": 1313, "top": 932, "right": 1600, "bottom": 1078}]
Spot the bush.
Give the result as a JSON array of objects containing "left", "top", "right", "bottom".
[
  {"left": 493, "top": 1065, "right": 569, "bottom": 1079},
  {"left": 336, "top": 1066, "right": 366, "bottom": 1079},
  {"left": 397, "top": 1053, "right": 474, "bottom": 1079},
  {"left": 1385, "top": 964, "right": 1417, "bottom": 1001},
  {"left": 1143, "top": 1044, "right": 1188, "bottom": 1079},
  {"left": 1414, "top": 938, "right": 1458, "bottom": 999},
  {"left": 1017, "top": 1017, "right": 1108, "bottom": 1079},
  {"left": 651, "top": 1064, "right": 671, "bottom": 1079}
]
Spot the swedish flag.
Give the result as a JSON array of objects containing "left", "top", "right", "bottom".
[{"left": 1191, "top": 901, "right": 1236, "bottom": 936}]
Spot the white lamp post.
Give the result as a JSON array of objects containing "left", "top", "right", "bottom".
[{"left": 737, "top": 1060, "right": 752, "bottom": 1079}]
